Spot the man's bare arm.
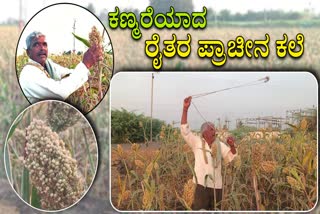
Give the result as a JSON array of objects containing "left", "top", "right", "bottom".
[{"left": 181, "top": 96, "right": 192, "bottom": 125}]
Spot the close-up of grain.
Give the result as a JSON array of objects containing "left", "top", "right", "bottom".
[{"left": 4, "top": 101, "right": 98, "bottom": 211}]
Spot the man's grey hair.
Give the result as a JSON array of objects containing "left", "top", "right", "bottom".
[
  {"left": 26, "top": 31, "right": 45, "bottom": 50},
  {"left": 200, "top": 122, "right": 215, "bottom": 134}
]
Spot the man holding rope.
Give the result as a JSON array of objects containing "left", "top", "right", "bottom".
[{"left": 180, "top": 96, "right": 237, "bottom": 210}]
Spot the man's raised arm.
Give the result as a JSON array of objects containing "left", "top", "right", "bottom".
[{"left": 181, "top": 96, "right": 192, "bottom": 125}]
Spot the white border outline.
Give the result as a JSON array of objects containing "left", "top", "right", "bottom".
[
  {"left": 4, "top": 100, "right": 99, "bottom": 213},
  {"left": 109, "top": 71, "right": 318, "bottom": 213}
]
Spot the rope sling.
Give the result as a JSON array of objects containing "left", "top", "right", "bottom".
[{"left": 191, "top": 76, "right": 270, "bottom": 127}]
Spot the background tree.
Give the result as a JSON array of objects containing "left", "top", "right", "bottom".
[
  {"left": 87, "top": 3, "right": 96, "bottom": 14},
  {"left": 149, "top": 0, "right": 194, "bottom": 14},
  {"left": 219, "top": 9, "right": 232, "bottom": 22},
  {"left": 111, "top": 108, "right": 165, "bottom": 144}
]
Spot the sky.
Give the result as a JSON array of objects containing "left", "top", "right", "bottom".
[
  {"left": 110, "top": 72, "right": 318, "bottom": 130},
  {"left": 16, "top": 4, "right": 110, "bottom": 55},
  {"left": 1, "top": 0, "right": 320, "bottom": 24},
  {"left": 5, "top": 0, "right": 320, "bottom": 54}
]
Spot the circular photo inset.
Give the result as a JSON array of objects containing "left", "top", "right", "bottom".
[
  {"left": 4, "top": 100, "right": 98, "bottom": 211},
  {"left": 16, "top": 3, "right": 114, "bottom": 114}
]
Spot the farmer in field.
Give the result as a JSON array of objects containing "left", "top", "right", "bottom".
[
  {"left": 19, "top": 31, "right": 102, "bottom": 103},
  {"left": 180, "top": 96, "right": 237, "bottom": 210}
]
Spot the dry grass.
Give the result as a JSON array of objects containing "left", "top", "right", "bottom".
[
  {"left": 108, "top": 27, "right": 320, "bottom": 74},
  {"left": 111, "top": 125, "right": 194, "bottom": 210},
  {"left": 111, "top": 122, "right": 317, "bottom": 211},
  {"left": 0, "top": 26, "right": 29, "bottom": 178}
]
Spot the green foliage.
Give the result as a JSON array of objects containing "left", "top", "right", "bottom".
[
  {"left": 207, "top": 8, "right": 317, "bottom": 22},
  {"left": 16, "top": 52, "right": 29, "bottom": 77},
  {"left": 111, "top": 108, "right": 165, "bottom": 144},
  {"left": 21, "top": 167, "right": 30, "bottom": 202},
  {"left": 31, "top": 186, "right": 41, "bottom": 208},
  {"left": 0, "top": 61, "right": 27, "bottom": 178},
  {"left": 230, "top": 125, "right": 257, "bottom": 140},
  {"left": 72, "top": 33, "right": 90, "bottom": 48},
  {"left": 149, "top": 0, "right": 194, "bottom": 14},
  {"left": 207, "top": 19, "right": 320, "bottom": 28}
]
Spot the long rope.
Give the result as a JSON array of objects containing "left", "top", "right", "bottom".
[
  {"left": 191, "top": 76, "right": 270, "bottom": 126},
  {"left": 191, "top": 76, "right": 269, "bottom": 99},
  {"left": 191, "top": 101, "right": 209, "bottom": 124}
]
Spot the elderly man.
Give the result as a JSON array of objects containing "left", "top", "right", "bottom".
[
  {"left": 180, "top": 96, "right": 237, "bottom": 210},
  {"left": 19, "top": 31, "right": 102, "bottom": 103}
]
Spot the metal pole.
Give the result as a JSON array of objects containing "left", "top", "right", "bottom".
[
  {"left": 150, "top": 73, "right": 154, "bottom": 147},
  {"left": 19, "top": 0, "right": 22, "bottom": 31},
  {"left": 73, "top": 19, "right": 76, "bottom": 53}
]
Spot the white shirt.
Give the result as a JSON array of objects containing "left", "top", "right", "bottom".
[
  {"left": 181, "top": 123, "right": 236, "bottom": 189},
  {"left": 19, "top": 59, "right": 89, "bottom": 103}
]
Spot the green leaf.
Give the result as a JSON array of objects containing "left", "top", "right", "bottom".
[
  {"left": 231, "top": 192, "right": 241, "bottom": 210},
  {"left": 129, "top": 170, "right": 139, "bottom": 182},
  {"left": 72, "top": 33, "right": 90, "bottom": 47},
  {"left": 290, "top": 168, "right": 301, "bottom": 181},
  {"left": 21, "top": 167, "right": 30, "bottom": 203},
  {"left": 4, "top": 111, "right": 25, "bottom": 183},
  {"left": 285, "top": 122, "right": 298, "bottom": 132},
  {"left": 82, "top": 128, "right": 95, "bottom": 176},
  {"left": 174, "top": 189, "right": 192, "bottom": 210},
  {"left": 204, "top": 174, "right": 214, "bottom": 188},
  {"left": 7, "top": 112, "right": 25, "bottom": 140},
  {"left": 4, "top": 145, "right": 12, "bottom": 183},
  {"left": 31, "top": 186, "right": 41, "bottom": 208},
  {"left": 8, "top": 143, "right": 19, "bottom": 159},
  {"left": 186, "top": 154, "right": 198, "bottom": 184}
]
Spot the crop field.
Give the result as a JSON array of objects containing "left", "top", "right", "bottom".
[
  {"left": 107, "top": 26, "right": 320, "bottom": 210},
  {"left": 0, "top": 25, "right": 319, "bottom": 212},
  {"left": 111, "top": 120, "right": 317, "bottom": 211},
  {"left": 108, "top": 27, "right": 320, "bottom": 75},
  {"left": 0, "top": 26, "right": 110, "bottom": 212}
]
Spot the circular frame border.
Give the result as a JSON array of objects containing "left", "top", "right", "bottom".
[
  {"left": 15, "top": 2, "right": 115, "bottom": 115},
  {"left": 4, "top": 99, "right": 99, "bottom": 212}
]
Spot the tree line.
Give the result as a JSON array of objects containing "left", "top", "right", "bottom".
[
  {"left": 2, "top": 2, "right": 318, "bottom": 25},
  {"left": 111, "top": 108, "right": 165, "bottom": 144},
  {"left": 94, "top": 1, "right": 320, "bottom": 26}
]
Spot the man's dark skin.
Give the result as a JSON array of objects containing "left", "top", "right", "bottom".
[
  {"left": 26, "top": 35, "right": 102, "bottom": 69},
  {"left": 181, "top": 96, "right": 236, "bottom": 154}
]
